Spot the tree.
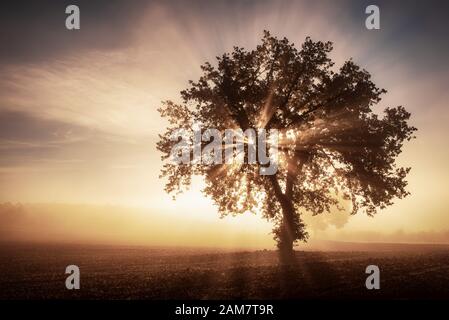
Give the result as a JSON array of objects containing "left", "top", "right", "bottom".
[{"left": 157, "top": 31, "right": 416, "bottom": 257}]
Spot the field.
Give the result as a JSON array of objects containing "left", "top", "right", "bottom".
[{"left": 0, "top": 242, "right": 448, "bottom": 299}]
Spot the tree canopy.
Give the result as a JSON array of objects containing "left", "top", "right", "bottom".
[{"left": 157, "top": 31, "right": 416, "bottom": 253}]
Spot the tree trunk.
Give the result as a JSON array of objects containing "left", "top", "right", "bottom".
[
  {"left": 277, "top": 198, "right": 296, "bottom": 262},
  {"left": 268, "top": 175, "right": 297, "bottom": 262}
]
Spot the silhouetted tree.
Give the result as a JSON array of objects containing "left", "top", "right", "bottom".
[{"left": 157, "top": 31, "right": 416, "bottom": 257}]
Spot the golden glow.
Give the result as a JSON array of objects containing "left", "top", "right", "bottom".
[{"left": 1, "top": 1, "right": 449, "bottom": 247}]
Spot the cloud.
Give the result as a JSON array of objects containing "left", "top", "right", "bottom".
[
  {"left": 3, "top": 0, "right": 448, "bottom": 139},
  {"left": 0, "top": 110, "right": 90, "bottom": 145},
  {"left": 0, "top": 110, "right": 97, "bottom": 171},
  {"left": 0, "top": 0, "right": 149, "bottom": 66}
]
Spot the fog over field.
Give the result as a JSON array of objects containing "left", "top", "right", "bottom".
[{"left": 1, "top": 203, "right": 448, "bottom": 249}]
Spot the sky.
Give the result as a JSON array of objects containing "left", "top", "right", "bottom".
[{"left": 1, "top": 0, "right": 449, "bottom": 247}]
